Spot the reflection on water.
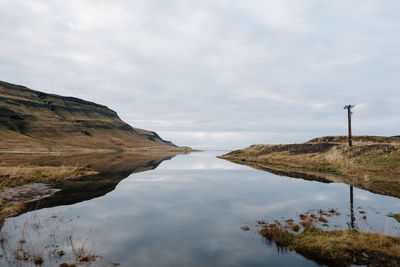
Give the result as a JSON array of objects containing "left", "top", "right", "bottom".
[
  {"left": 15, "top": 152, "right": 176, "bottom": 212},
  {"left": 2, "top": 151, "right": 400, "bottom": 266},
  {"left": 350, "top": 185, "right": 355, "bottom": 229}
]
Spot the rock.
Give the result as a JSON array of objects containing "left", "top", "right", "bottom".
[{"left": 0, "top": 183, "right": 60, "bottom": 202}]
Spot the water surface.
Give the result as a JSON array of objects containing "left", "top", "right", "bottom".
[{"left": 2, "top": 151, "right": 400, "bottom": 266}]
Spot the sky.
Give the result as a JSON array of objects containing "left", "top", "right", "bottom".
[{"left": 1, "top": 0, "right": 399, "bottom": 149}]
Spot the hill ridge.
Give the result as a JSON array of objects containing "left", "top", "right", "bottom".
[{"left": 0, "top": 80, "right": 178, "bottom": 151}]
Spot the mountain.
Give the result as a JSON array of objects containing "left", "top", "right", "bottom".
[{"left": 0, "top": 80, "right": 178, "bottom": 152}]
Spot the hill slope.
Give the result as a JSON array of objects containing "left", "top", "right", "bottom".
[{"left": 0, "top": 80, "right": 176, "bottom": 151}]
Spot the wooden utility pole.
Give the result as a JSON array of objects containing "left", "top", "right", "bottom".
[
  {"left": 344, "top": 104, "right": 356, "bottom": 229},
  {"left": 344, "top": 105, "right": 355, "bottom": 146}
]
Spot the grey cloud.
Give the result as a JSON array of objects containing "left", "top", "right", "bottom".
[{"left": 1, "top": 0, "right": 399, "bottom": 149}]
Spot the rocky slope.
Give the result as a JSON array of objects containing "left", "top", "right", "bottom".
[{"left": 0, "top": 80, "right": 177, "bottom": 151}]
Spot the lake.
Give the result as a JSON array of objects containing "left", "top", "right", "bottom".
[{"left": 1, "top": 151, "right": 400, "bottom": 266}]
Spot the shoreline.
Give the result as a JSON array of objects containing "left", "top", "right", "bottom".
[
  {"left": 0, "top": 146, "right": 198, "bottom": 154},
  {"left": 218, "top": 136, "right": 400, "bottom": 199},
  {"left": 219, "top": 156, "right": 400, "bottom": 199}
]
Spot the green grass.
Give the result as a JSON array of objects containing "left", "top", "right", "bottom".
[{"left": 313, "top": 165, "right": 341, "bottom": 174}]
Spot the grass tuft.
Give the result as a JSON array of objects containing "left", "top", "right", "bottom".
[
  {"left": 260, "top": 223, "right": 400, "bottom": 265},
  {"left": 34, "top": 255, "right": 44, "bottom": 265},
  {"left": 59, "top": 263, "right": 77, "bottom": 267}
]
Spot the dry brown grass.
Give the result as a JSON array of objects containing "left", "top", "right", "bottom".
[
  {"left": 68, "top": 233, "right": 100, "bottom": 263},
  {"left": 0, "top": 200, "right": 23, "bottom": 225},
  {"left": 220, "top": 137, "right": 400, "bottom": 198},
  {"left": 260, "top": 225, "right": 400, "bottom": 265},
  {"left": 0, "top": 159, "right": 98, "bottom": 224},
  {"left": 258, "top": 211, "right": 400, "bottom": 266},
  {"left": 59, "top": 263, "right": 77, "bottom": 267},
  {"left": 0, "top": 165, "right": 98, "bottom": 190},
  {"left": 0, "top": 212, "right": 106, "bottom": 266},
  {"left": 33, "top": 255, "right": 44, "bottom": 265}
]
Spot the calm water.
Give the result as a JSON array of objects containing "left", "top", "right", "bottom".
[{"left": 2, "top": 151, "right": 400, "bottom": 266}]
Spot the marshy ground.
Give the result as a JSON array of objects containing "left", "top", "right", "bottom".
[
  {"left": 0, "top": 211, "right": 114, "bottom": 266},
  {"left": 242, "top": 208, "right": 400, "bottom": 266}
]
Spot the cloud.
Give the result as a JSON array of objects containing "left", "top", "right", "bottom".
[{"left": 1, "top": 0, "right": 400, "bottom": 148}]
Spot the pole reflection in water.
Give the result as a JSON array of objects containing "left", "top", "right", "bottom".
[{"left": 350, "top": 185, "right": 355, "bottom": 229}]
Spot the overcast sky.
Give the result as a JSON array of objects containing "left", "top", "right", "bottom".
[{"left": 1, "top": 0, "right": 399, "bottom": 149}]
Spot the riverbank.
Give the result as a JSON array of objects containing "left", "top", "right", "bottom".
[
  {"left": 219, "top": 135, "right": 400, "bottom": 198},
  {"left": 0, "top": 149, "right": 193, "bottom": 225}
]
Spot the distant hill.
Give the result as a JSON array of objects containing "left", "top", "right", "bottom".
[{"left": 0, "top": 80, "right": 177, "bottom": 152}]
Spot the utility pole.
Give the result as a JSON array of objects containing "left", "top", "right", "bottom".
[
  {"left": 344, "top": 105, "right": 355, "bottom": 146},
  {"left": 344, "top": 104, "right": 356, "bottom": 229}
]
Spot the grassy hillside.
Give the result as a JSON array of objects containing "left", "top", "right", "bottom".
[
  {"left": 219, "top": 136, "right": 400, "bottom": 198},
  {"left": 0, "top": 80, "right": 178, "bottom": 152}
]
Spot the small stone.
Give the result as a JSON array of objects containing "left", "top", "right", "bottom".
[{"left": 241, "top": 226, "right": 250, "bottom": 231}]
